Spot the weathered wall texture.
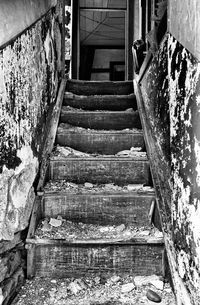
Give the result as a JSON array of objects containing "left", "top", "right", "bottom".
[
  {"left": 0, "top": 1, "right": 63, "bottom": 303},
  {"left": 168, "top": 0, "right": 200, "bottom": 61},
  {"left": 0, "top": 2, "right": 63, "bottom": 242},
  {"left": 140, "top": 32, "right": 200, "bottom": 304},
  {"left": 168, "top": 34, "right": 200, "bottom": 305}
]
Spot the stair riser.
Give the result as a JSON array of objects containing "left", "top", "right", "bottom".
[
  {"left": 56, "top": 132, "right": 145, "bottom": 154},
  {"left": 66, "top": 80, "right": 134, "bottom": 95},
  {"left": 63, "top": 94, "right": 137, "bottom": 111},
  {"left": 43, "top": 193, "right": 155, "bottom": 226},
  {"left": 34, "top": 244, "right": 164, "bottom": 278},
  {"left": 49, "top": 159, "right": 151, "bottom": 185},
  {"left": 60, "top": 111, "right": 142, "bottom": 130}
]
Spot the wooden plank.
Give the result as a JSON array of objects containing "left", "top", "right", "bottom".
[
  {"left": 133, "top": 81, "right": 170, "bottom": 227},
  {"left": 137, "top": 51, "right": 153, "bottom": 83},
  {"left": 49, "top": 157, "right": 151, "bottom": 185},
  {"left": 43, "top": 191, "right": 155, "bottom": 226},
  {"left": 60, "top": 108, "right": 142, "bottom": 130},
  {"left": 63, "top": 92, "right": 137, "bottom": 110},
  {"left": 27, "top": 196, "right": 43, "bottom": 239},
  {"left": 27, "top": 236, "right": 164, "bottom": 245},
  {"left": 56, "top": 125, "right": 144, "bottom": 154},
  {"left": 37, "top": 79, "right": 67, "bottom": 191},
  {"left": 26, "top": 196, "right": 42, "bottom": 278},
  {"left": 34, "top": 243, "right": 164, "bottom": 278},
  {"left": 66, "top": 79, "right": 134, "bottom": 95}
]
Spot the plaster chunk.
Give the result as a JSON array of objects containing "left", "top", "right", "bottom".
[{"left": 0, "top": 146, "right": 38, "bottom": 240}]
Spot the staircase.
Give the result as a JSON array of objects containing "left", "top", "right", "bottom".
[{"left": 26, "top": 79, "right": 164, "bottom": 280}]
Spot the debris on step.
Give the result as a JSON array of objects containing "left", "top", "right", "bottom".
[
  {"left": 35, "top": 219, "right": 163, "bottom": 241},
  {"left": 52, "top": 145, "right": 145, "bottom": 159},
  {"left": 68, "top": 281, "right": 83, "bottom": 294},
  {"left": 125, "top": 108, "right": 134, "bottom": 112},
  {"left": 84, "top": 182, "right": 94, "bottom": 188},
  {"left": 116, "top": 147, "right": 145, "bottom": 157},
  {"left": 54, "top": 145, "right": 91, "bottom": 158},
  {"left": 13, "top": 274, "right": 176, "bottom": 305},
  {"left": 41, "top": 219, "right": 52, "bottom": 232},
  {"left": 49, "top": 218, "right": 62, "bottom": 227},
  {"left": 44, "top": 180, "right": 155, "bottom": 195},
  {"left": 146, "top": 289, "right": 162, "bottom": 303},
  {"left": 134, "top": 275, "right": 163, "bottom": 288},
  {"left": 121, "top": 283, "right": 135, "bottom": 293}
]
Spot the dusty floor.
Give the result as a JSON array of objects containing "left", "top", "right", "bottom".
[{"left": 13, "top": 274, "right": 176, "bottom": 305}]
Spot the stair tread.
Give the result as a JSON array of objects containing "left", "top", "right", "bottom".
[
  {"left": 32, "top": 220, "right": 164, "bottom": 244},
  {"left": 60, "top": 107, "right": 141, "bottom": 130},
  {"left": 44, "top": 181, "right": 154, "bottom": 195},
  {"left": 57, "top": 123, "right": 143, "bottom": 134},
  {"left": 66, "top": 79, "right": 134, "bottom": 95},
  {"left": 65, "top": 91, "right": 136, "bottom": 99},
  {"left": 61, "top": 106, "right": 136, "bottom": 114},
  {"left": 64, "top": 91, "right": 137, "bottom": 111},
  {"left": 50, "top": 146, "right": 148, "bottom": 161}
]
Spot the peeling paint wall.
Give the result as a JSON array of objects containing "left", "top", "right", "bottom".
[
  {"left": 168, "top": 34, "right": 200, "bottom": 304},
  {"left": 140, "top": 32, "right": 200, "bottom": 304},
  {"left": 0, "top": 2, "right": 63, "bottom": 241},
  {"left": 0, "top": 1, "right": 63, "bottom": 303}
]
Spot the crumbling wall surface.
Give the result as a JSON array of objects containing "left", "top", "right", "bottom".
[
  {"left": 0, "top": 1, "right": 63, "bottom": 303},
  {"left": 168, "top": 33, "right": 200, "bottom": 305}
]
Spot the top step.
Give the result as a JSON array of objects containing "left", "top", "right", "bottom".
[{"left": 66, "top": 79, "right": 134, "bottom": 96}]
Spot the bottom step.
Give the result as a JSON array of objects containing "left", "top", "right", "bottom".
[
  {"left": 13, "top": 274, "right": 176, "bottom": 305},
  {"left": 27, "top": 237, "right": 164, "bottom": 278}
]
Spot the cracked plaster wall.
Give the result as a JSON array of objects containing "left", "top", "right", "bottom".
[{"left": 0, "top": 2, "right": 63, "bottom": 242}]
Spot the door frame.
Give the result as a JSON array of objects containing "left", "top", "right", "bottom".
[{"left": 72, "top": 0, "right": 131, "bottom": 80}]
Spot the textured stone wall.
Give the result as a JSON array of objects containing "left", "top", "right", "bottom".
[{"left": 0, "top": 1, "right": 63, "bottom": 303}]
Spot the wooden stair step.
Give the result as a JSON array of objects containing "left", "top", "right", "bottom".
[
  {"left": 43, "top": 183, "right": 155, "bottom": 226},
  {"left": 49, "top": 153, "right": 151, "bottom": 185},
  {"left": 27, "top": 237, "right": 164, "bottom": 278},
  {"left": 63, "top": 92, "right": 137, "bottom": 111},
  {"left": 60, "top": 108, "right": 142, "bottom": 130},
  {"left": 66, "top": 79, "right": 134, "bottom": 96},
  {"left": 56, "top": 124, "right": 145, "bottom": 154}
]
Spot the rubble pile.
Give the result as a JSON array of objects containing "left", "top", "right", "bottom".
[{"left": 13, "top": 274, "right": 175, "bottom": 305}]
